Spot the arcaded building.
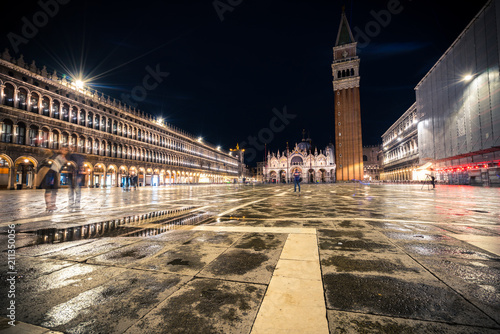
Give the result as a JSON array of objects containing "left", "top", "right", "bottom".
[
  {"left": 380, "top": 103, "right": 421, "bottom": 181},
  {"left": 415, "top": 0, "right": 500, "bottom": 186},
  {"left": 0, "top": 51, "right": 241, "bottom": 189}
]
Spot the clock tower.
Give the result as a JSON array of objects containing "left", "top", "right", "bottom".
[{"left": 332, "top": 9, "right": 363, "bottom": 181}]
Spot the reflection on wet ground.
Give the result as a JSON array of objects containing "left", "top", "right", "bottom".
[
  {"left": 10, "top": 207, "right": 212, "bottom": 247},
  {"left": 0, "top": 183, "right": 499, "bottom": 333}
]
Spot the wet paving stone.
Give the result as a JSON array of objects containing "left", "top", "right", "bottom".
[
  {"left": 40, "top": 237, "right": 141, "bottom": 262},
  {"left": 43, "top": 270, "right": 191, "bottom": 333},
  {"left": 124, "top": 278, "right": 265, "bottom": 334},
  {"left": 181, "top": 231, "right": 242, "bottom": 247},
  {"left": 233, "top": 233, "right": 287, "bottom": 251},
  {"left": 87, "top": 241, "right": 167, "bottom": 267},
  {"left": 401, "top": 242, "right": 498, "bottom": 260},
  {"left": 133, "top": 244, "right": 226, "bottom": 275},
  {"left": 382, "top": 231, "right": 454, "bottom": 241},
  {"left": 318, "top": 229, "right": 399, "bottom": 253},
  {"left": 327, "top": 310, "right": 500, "bottom": 334},
  {"left": 14, "top": 239, "right": 95, "bottom": 257},
  {"left": 4, "top": 264, "right": 127, "bottom": 327},
  {"left": 415, "top": 257, "right": 500, "bottom": 324},
  {"left": 323, "top": 273, "right": 498, "bottom": 328},
  {"left": 320, "top": 254, "right": 424, "bottom": 276},
  {"left": 198, "top": 247, "right": 280, "bottom": 284}
]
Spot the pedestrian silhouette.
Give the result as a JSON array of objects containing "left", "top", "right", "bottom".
[
  {"left": 37, "top": 145, "right": 69, "bottom": 212},
  {"left": 293, "top": 170, "right": 301, "bottom": 193},
  {"left": 68, "top": 146, "right": 84, "bottom": 211}
]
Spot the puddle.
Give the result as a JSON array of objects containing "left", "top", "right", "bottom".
[{"left": 16, "top": 207, "right": 212, "bottom": 246}]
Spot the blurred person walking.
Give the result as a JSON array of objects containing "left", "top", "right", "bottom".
[
  {"left": 37, "top": 145, "right": 70, "bottom": 212},
  {"left": 68, "top": 146, "right": 85, "bottom": 211}
]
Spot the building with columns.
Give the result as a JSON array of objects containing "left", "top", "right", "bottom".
[
  {"left": 380, "top": 103, "right": 422, "bottom": 181},
  {"left": 332, "top": 9, "right": 364, "bottom": 181},
  {"left": 263, "top": 132, "right": 336, "bottom": 183},
  {"left": 0, "top": 51, "right": 242, "bottom": 189}
]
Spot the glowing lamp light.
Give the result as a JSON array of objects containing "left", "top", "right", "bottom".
[
  {"left": 24, "top": 159, "right": 29, "bottom": 163},
  {"left": 463, "top": 74, "right": 473, "bottom": 81},
  {"left": 74, "top": 80, "right": 85, "bottom": 89}
]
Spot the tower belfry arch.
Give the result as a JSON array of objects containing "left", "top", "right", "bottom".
[{"left": 332, "top": 8, "right": 363, "bottom": 181}]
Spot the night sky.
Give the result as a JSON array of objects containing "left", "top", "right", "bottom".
[{"left": 1, "top": 0, "right": 489, "bottom": 164}]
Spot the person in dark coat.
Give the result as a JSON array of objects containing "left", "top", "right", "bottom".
[{"left": 293, "top": 169, "right": 301, "bottom": 193}]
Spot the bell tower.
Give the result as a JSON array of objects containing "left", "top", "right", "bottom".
[{"left": 332, "top": 8, "right": 363, "bottom": 181}]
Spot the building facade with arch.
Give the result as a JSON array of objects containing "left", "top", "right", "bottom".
[
  {"left": 380, "top": 103, "right": 422, "bottom": 181},
  {"left": 263, "top": 137, "right": 336, "bottom": 184},
  {"left": 0, "top": 52, "right": 241, "bottom": 190}
]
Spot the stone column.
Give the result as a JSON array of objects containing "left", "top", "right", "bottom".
[
  {"left": 12, "top": 124, "right": 18, "bottom": 144},
  {"left": 8, "top": 164, "right": 16, "bottom": 190}
]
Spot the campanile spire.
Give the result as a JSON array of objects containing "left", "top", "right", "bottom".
[{"left": 332, "top": 10, "right": 363, "bottom": 181}]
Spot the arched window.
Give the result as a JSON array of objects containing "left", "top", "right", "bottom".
[
  {"left": 79, "top": 109, "right": 86, "bottom": 126},
  {"left": 337, "top": 71, "right": 341, "bottom": 79},
  {"left": 87, "top": 138, "right": 92, "bottom": 154},
  {"left": 113, "top": 120, "right": 117, "bottom": 135},
  {"left": 42, "top": 97, "right": 50, "bottom": 116},
  {"left": 70, "top": 134, "right": 77, "bottom": 148},
  {"left": 351, "top": 68, "right": 355, "bottom": 76},
  {"left": 94, "top": 140, "right": 99, "bottom": 155},
  {"left": 94, "top": 114, "right": 99, "bottom": 130},
  {"left": 30, "top": 92, "right": 39, "bottom": 113},
  {"left": 87, "top": 112, "right": 93, "bottom": 128},
  {"left": 1, "top": 119, "right": 13, "bottom": 143},
  {"left": 3, "top": 83, "right": 14, "bottom": 107},
  {"left": 71, "top": 107, "right": 78, "bottom": 124},
  {"left": 18, "top": 88, "right": 28, "bottom": 110},
  {"left": 52, "top": 100, "right": 60, "bottom": 119},
  {"left": 16, "top": 122, "right": 26, "bottom": 145},
  {"left": 107, "top": 119, "right": 112, "bottom": 133},
  {"left": 363, "top": 155, "right": 368, "bottom": 162},
  {"left": 29, "top": 125, "right": 39, "bottom": 146},
  {"left": 62, "top": 104, "right": 69, "bottom": 122},
  {"left": 61, "top": 132, "right": 69, "bottom": 147},
  {"left": 78, "top": 136, "right": 85, "bottom": 153},
  {"left": 101, "top": 116, "right": 106, "bottom": 132},
  {"left": 52, "top": 130, "right": 59, "bottom": 149},
  {"left": 342, "top": 70, "right": 346, "bottom": 78},
  {"left": 40, "top": 127, "right": 50, "bottom": 148}
]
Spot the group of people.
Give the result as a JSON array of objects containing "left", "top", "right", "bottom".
[{"left": 38, "top": 145, "right": 84, "bottom": 212}]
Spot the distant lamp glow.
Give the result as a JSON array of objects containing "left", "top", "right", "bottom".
[
  {"left": 217, "top": 146, "right": 221, "bottom": 151},
  {"left": 74, "top": 79, "right": 85, "bottom": 89},
  {"left": 198, "top": 137, "right": 203, "bottom": 142},
  {"left": 463, "top": 74, "right": 473, "bottom": 81}
]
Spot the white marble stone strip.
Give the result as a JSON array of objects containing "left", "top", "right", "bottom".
[{"left": 251, "top": 233, "right": 329, "bottom": 334}]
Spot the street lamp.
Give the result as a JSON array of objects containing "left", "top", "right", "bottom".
[{"left": 463, "top": 74, "right": 473, "bottom": 81}]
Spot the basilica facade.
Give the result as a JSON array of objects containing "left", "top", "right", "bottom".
[{"left": 263, "top": 135, "right": 336, "bottom": 183}]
